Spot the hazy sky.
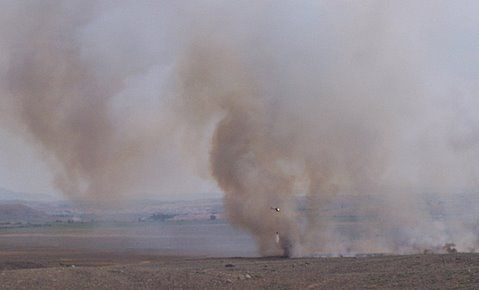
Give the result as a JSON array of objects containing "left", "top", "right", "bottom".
[{"left": 0, "top": 0, "right": 478, "bottom": 200}]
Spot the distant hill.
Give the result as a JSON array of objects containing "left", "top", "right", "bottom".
[
  {"left": 0, "top": 187, "right": 58, "bottom": 202},
  {"left": 0, "top": 204, "right": 52, "bottom": 223}
]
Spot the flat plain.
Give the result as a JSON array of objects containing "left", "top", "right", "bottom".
[
  {"left": 1, "top": 222, "right": 478, "bottom": 289},
  {"left": 0, "top": 248, "right": 478, "bottom": 289}
]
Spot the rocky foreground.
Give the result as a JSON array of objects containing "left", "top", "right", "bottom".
[{"left": 0, "top": 249, "right": 478, "bottom": 289}]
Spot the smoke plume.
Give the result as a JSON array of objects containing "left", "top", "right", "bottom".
[{"left": 1, "top": 1, "right": 479, "bottom": 256}]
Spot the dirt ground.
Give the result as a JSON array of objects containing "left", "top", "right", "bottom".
[{"left": 0, "top": 248, "right": 477, "bottom": 289}]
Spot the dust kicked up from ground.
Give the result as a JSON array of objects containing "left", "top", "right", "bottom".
[{"left": 1, "top": 1, "right": 479, "bottom": 257}]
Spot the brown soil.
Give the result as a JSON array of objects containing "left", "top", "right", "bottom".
[{"left": 0, "top": 248, "right": 478, "bottom": 289}]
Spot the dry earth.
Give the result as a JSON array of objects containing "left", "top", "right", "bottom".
[{"left": 0, "top": 248, "right": 478, "bottom": 289}]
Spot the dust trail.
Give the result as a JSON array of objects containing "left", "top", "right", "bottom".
[
  {"left": 0, "top": 1, "right": 178, "bottom": 202},
  {"left": 1, "top": 1, "right": 479, "bottom": 256}
]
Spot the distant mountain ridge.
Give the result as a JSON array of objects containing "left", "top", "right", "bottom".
[{"left": 0, "top": 203, "right": 52, "bottom": 223}]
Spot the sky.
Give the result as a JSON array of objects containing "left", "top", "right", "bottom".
[
  {"left": 0, "top": 0, "right": 478, "bottom": 201},
  {"left": 0, "top": 127, "right": 54, "bottom": 194}
]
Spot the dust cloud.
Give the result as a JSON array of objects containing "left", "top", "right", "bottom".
[{"left": 1, "top": 1, "right": 479, "bottom": 256}]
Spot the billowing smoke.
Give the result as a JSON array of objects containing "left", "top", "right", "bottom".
[
  {"left": 0, "top": 1, "right": 195, "bottom": 202},
  {"left": 1, "top": 1, "right": 479, "bottom": 256}
]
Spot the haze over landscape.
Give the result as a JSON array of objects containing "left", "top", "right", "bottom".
[
  {"left": 0, "top": 0, "right": 479, "bottom": 280},
  {"left": 1, "top": 1, "right": 479, "bottom": 288}
]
